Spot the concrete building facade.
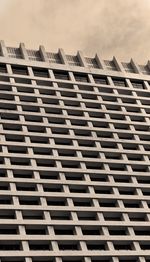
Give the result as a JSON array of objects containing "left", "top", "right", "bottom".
[{"left": 0, "top": 40, "right": 150, "bottom": 261}]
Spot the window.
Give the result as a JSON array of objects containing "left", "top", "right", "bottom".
[
  {"left": 25, "top": 226, "right": 47, "bottom": 235},
  {"left": 140, "top": 243, "right": 150, "bottom": 250},
  {"left": 69, "top": 185, "right": 88, "bottom": 193},
  {"left": 134, "top": 229, "right": 150, "bottom": 235},
  {"left": 86, "top": 242, "right": 106, "bottom": 250},
  {"left": 77, "top": 211, "right": 97, "bottom": 221},
  {"left": 53, "top": 70, "right": 69, "bottom": 80},
  {"left": 46, "top": 198, "right": 67, "bottom": 206},
  {"left": 0, "top": 84, "right": 11, "bottom": 91},
  {"left": 82, "top": 227, "right": 101, "bottom": 235},
  {"left": 131, "top": 80, "right": 144, "bottom": 89},
  {"left": 0, "top": 210, "right": 15, "bottom": 219},
  {"left": 0, "top": 63, "right": 7, "bottom": 73},
  {"left": 103, "top": 212, "right": 123, "bottom": 221},
  {"left": 0, "top": 183, "right": 9, "bottom": 190},
  {"left": 89, "top": 174, "right": 108, "bottom": 182},
  {"left": 73, "top": 199, "right": 92, "bottom": 207},
  {"left": 58, "top": 242, "right": 79, "bottom": 250},
  {"left": 8, "top": 146, "right": 27, "bottom": 154},
  {"left": 15, "top": 77, "right": 31, "bottom": 84},
  {"left": 114, "top": 175, "right": 131, "bottom": 183},
  {"left": 16, "top": 183, "right": 36, "bottom": 192},
  {"left": 39, "top": 171, "right": 59, "bottom": 180},
  {"left": 0, "top": 197, "right": 12, "bottom": 205},
  {"left": 99, "top": 200, "right": 117, "bottom": 207},
  {"left": 33, "top": 147, "right": 52, "bottom": 155},
  {"left": 95, "top": 187, "right": 112, "bottom": 195},
  {"left": 112, "top": 77, "right": 127, "bottom": 87},
  {"left": 119, "top": 188, "right": 136, "bottom": 195},
  {"left": 123, "top": 200, "right": 141, "bottom": 208},
  {"left": 32, "top": 67, "right": 49, "bottom": 78},
  {"left": 93, "top": 75, "right": 108, "bottom": 84},
  {"left": 22, "top": 210, "right": 44, "bottom": 220},
  {"left": 54, "top": 226, "right": 75, "bottom": 235},
  {"left": 74, "top": 73, "right": 89, "bottom": 82},
  {"left": 0, "top": 241, "right": 21, "bottom": 250},
  {"left": 11, "top": 65, "right": 28, "bottom": 75},
  {"left": 29, "top": 241, "right": 51, "bottom": 250},
  {"left": 137, "top": 177, "right": 150, "bottom": 184},
  {"left": 19, "top": 197, "right": 40, "bottom": 205},
  {"left": 50, "top": 211, "right": 71, "bottom": 220},
  {"left": 114, "top": 243, "right": 133, "bottom": 250},
  {"left": 128, "top": 213, "right": 147, "bottom": 221},
  {"left": 109, "top": 228, "right": 127, "bottom": 235},
  {"left": 85, "top": 162, "right": 103, "bottom": 170},
  {"left": 13, "top": 170, "right": 33, "bottom": 179},
  {"left": 0, "top": 75, "right": 9, "bottom": 82},
  {"left": 65, "top": 173, "right": 84, "bottom": 181},
  {"left": 36, "top": 159, "right": 55, "bottom": 167}
]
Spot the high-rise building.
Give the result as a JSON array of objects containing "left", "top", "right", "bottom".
[{"left": 1, "top": 40, "right": 150, "bottom": 262}]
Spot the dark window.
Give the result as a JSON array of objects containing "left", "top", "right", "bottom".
[
  {"left": 50, "top": 211, "right": 71, "bottom": 220},
  {"left": 134, "top": 229, "right": 150, "bottom": 235},
  {"left": 0, "top": 210, "right": 15, "bottom": 219},
  {"left": 15, "top": 77, "right": 31, "bottom": 84},
  {"left": 86, "top": 243, "right": 106, "bottom": 250},
  {"left": 0, "top": 242, "right": 21, "bottom": 250},
  {"left": 140, "top": 244, "right": 150, "bottom": 250},
  {"left": 93, "top": 75, "right": 108, "bottom": 84},
  {"left": 74, "top": 73, "right": 89, "bottom": 82},
  {"left": 77, "top": 212, "right": 97, "bottom": 221},
  {"left": 58, "top": 243, "right": 79, "bottom": 250},
  {"left": 19, "top": 197, "right": 40, "bottom": 205},
  {"left": 0, "top": 63, "right": 7, "bottom": 73},
  {"left": 73, "top": 199, "right": 92, "bottom": 207},
  {"left": 0, "top": 227, "right": 17, "bottom": 234},
  {"left": 99, "top": 200, "right": 117, "bottom": 207},
  {"left": 65, "top": 173, "right": 84, "bottom": 181},
  {"left": 0, "top": 197, "right": 12, "bottom": 204},
  {"left": 131, "top": 80, "right": 144, "bottom": 89},
  {"left": 47, "top": 199, "right": 66, "bottom": 206},
  {"left": 33, "top": 67, "right": 49, "bottom": 78},
  {"left": 112, "top": 77, "right": 126, "bottom": 87},
  {"left": 104, "top": 213, "right": 122, "bottom": 221},
  {"left": 82, "top": 228, "right": 100, "bottom": 235},
  {"left": 26, "top": 227, "right": 47, "bottom": 235},
  {"left": 123, "top": 201, "right": 141, "bottom": 208},
  {"left": 39, "top": 171, "right": 59, "bottom": 180},
  {"left": 54, "top": 227, "right": 74, "bottom": 235},
  {"left": 109, "top": 229, "right": 127, "bottom": 235},
  {"left": 11, "top": 65, "right": 28, "bottom": 75},
  {"left": 29, "top": 242, "right": 50, "bottom": 250},
  {"left": 22, "top": 211, "right": 43, "bottom": 220},
  {"left": 114, "top": 243, "right": 132, "bottom": 250},
  {"left": 128, "top": 213, "right": 147, "bottom": 221},
  {"left": 53, "top": 70, "right": 69, "bottom": 80}
]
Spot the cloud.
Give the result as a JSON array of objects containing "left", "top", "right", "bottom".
[{"left": 0, "top": 0, "right": 150, "bottom": 63}]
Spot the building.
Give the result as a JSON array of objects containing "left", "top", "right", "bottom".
[{"left": 0, "top": 40, "right": 150, "bottom": 262}]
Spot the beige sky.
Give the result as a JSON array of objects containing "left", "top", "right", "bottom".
[{"left": 0, "top": 0, "right": 150, "bottom": 63}]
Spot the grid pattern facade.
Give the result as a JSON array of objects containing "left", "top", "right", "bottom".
[{"left": 1, "top": 41, "right": 150, "bottom": 262}]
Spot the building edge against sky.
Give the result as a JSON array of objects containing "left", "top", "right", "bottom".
[
  {"left": 0, "top": 40, "right": 150, "bottom": 261},
  {"left": 0, "top": 40, "right": 150, "bottom": 76}
]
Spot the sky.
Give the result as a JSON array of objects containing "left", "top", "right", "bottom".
[{"left": 0, "top": 0, "right": 150, "bottom": 63}]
